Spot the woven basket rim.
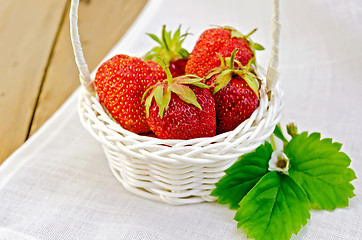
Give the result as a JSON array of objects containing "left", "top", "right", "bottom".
[{"left": 78, "top": 77, "right": 283, "bottom": 165}]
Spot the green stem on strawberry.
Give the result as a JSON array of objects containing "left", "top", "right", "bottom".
[
  {"left": 245, "top": 28, "right": 258, "bottom": 38},
  {"left": 222, "top": 26, "right": 264, "bottom": 51},
  {"left": 161, "top": 25, "right": 171, "bottom": 52},
  {"left": 145, "top": 25, "right": 190, "bottom": 78},
  {"left": 229, "top": 48, "right": 237, "bottom": 70},
  {"left": 224, "top": 26, "right": 265, "bottom": 66},
  {"left": 185, "top": 25, "right": 265, "bottom": 78},
  {"left": 165, "top": 64, "right": 174, "bottom": 85},
  {"left": 218, "top": 54, "right": 226, "bottom": 69},
  {"left": 206, "top": 48, "right": 261, "bottom": 98},
  {"left": 143, "top": 65, "right": 210, "bottom": 119}
]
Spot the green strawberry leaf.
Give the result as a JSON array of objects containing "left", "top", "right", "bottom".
[
  {"left": 173, "top": 25, "right": 181, "bottom": 42},
  {"left": 285, "top": 132, "right": 357, "bottom": 210},
  {"left": 146, "top": 33, "right": 162, "bottom": 45},
  {"left": 176, "top": 75, "right": 209, "bottom": 88},
  {"left": 161, "top": 25, "right": 171, "bottom": 51},
  {"left": 169, "top": 83, "right": 201, "bottom": 109},
  {"left": 273, "top": 124, "right": 288, "bottom": 143},
  {"left": 211, "top": 142, "right": 273, "bottom": 209},
  {"left": 179, "top": 48, "right": 190, "bottom": 59},
  {"left": 217, "top": 53, "right": 226, "bottom": 68},
  {"left": 243, "top": 72, "right": 260, "bottom": 99},
  {"left": 235, "top": 171, "right": 311, "bottom": 240},
  {"left": 153, "top": 85, "right": 171, "bottom": 119},
  {"left": 245, "top": 58, "right": 253, "bottom": 70},
  {"left": 230, "top": 30, "right": 244, "bottom": 39},
  {"left": 211, "top": 123, "right": 357, "bottom": 240},
  {"left": 153, "top": 85, "right": 164, "bottom": 105},
  {"left": 253, "top": 43, "right": 265, "bottom": 51},
  {"left": 213, "top": 69, "right": 233, "bottom": 94},
  {"left": 144, "top": 87, "right": 155, "bottom": 117}
]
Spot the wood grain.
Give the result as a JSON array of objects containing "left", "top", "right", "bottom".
[
  {"left": 0, "top": 0, "right": 68, "bottom": 163},
  {"left": 0, "top": 0, "right": 147, "bottom": 164},
  {"left": 29, "top": 0, "right": 147, "bottom": 136}
]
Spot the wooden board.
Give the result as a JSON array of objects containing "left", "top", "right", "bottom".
[
  {"left": 29, "top": 0, "right": 147, "bottom": 136},
  {"left": 0, "top": 0, "right": 68, "bottom": 163},
  {"left": 0, "top": 0, "right": 147, "bottom": 164}
]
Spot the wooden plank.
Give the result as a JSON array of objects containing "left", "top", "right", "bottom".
[
  {"left": 29, "top": 0, "right": 148, "bottom": 136},
  {"left": 0, "top": 0, "right": 68, "bottom": 164}
]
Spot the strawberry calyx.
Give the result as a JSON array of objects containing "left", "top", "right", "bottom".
[
  {"left": 215, "top": 25, "right": 264, "bottom": 66},
  {"left": 144, "top": 25, "right": 190, "bottom": 66},
  {"left": 223, "top": 25, "right": 264, "bottom": 50},
  {"left": 205, "top": 48, "right": 261, "bottom": 98},
  {"left": 143, "top": 66, "right": 209, "bottom": 119}
]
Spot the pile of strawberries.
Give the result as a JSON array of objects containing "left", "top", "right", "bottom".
[{"left": 94, "top": 25, "right": 264, "bottom": 140}]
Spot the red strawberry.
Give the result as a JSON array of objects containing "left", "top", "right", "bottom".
[
  {"left": 144, "top": 68, "right": 216, "bottom": 139},
  {"left": 144, "top": 59, "right": 167, "bottom": 87},
  {"left": 168, "top": 58, "right": 187, "bottom": 77},
  {"left": 145, "top": 25, "right": 190, "bottom": 77},
  {"left": 185, "top": 26, "right": 264, "bottom": 78},
  {"left": 94, "top": 54, "right": 166, "bottom": 134},
  {"left": 205, "top": 49, "right": 260, "bottom": 134}
]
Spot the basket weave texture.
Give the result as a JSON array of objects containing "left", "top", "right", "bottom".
[{"left": 70, "top": 0, "right": 283, "bottom": 205}]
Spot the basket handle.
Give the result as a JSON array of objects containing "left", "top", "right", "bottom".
[
  {"left": 70, "top": 0, "right": 95, "bottom": 95},
  {"left": 266, "top": 0, "right": 281, "bottom": 91},
  {"left": 69, "top": 0, "right": 280, "bottom": 94}
]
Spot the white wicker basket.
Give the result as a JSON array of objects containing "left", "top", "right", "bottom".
[{"left": 70, "top": 0, "right": 283, "bottom": 205}]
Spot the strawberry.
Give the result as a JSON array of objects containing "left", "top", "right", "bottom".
[
  {"left": 144, "top": 25, "right": 190, "bottom": 77},
  {"left": 205, "top": 49, "right": 260, "bottom": 134},
  {"left": 144, "top": 67, "right": 216, "bottom": 139},
  {"left": 185, "top": 26, "right": 264, "bottom": 78},
  {"left": 168, "top": 58, "right": 187, "bottom": 78},
  {"left": 94, "top": 54, "right": 166, "bottom": 134}
]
